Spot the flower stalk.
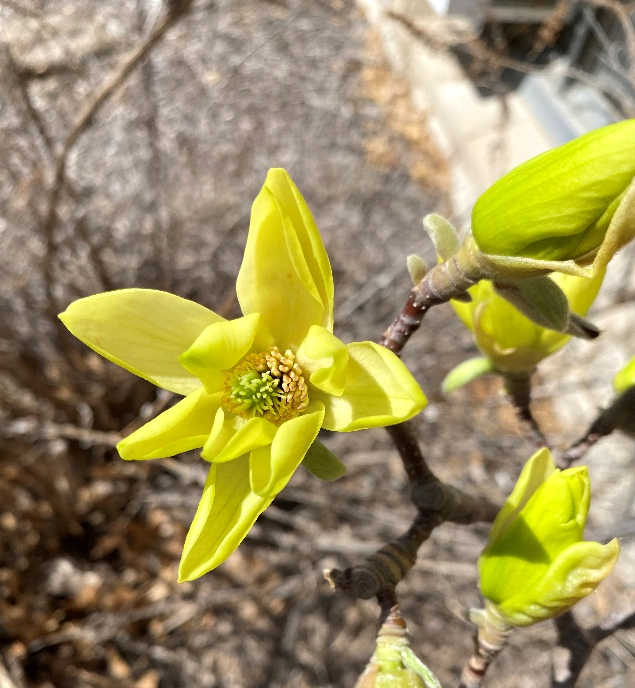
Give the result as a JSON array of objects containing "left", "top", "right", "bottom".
[
  {"left": 459, "top": 603, "right": 512, "bottom": 688},
  {"left": 355, "top": 605, "right": 443, "bottom": 688},
  {"left": 562, "top": 356, "right": 635, "bottom": 465},
  {"left": 501, "top": 370, "right": 547, "bottom": 447}
]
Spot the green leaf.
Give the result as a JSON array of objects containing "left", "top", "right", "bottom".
[
  {"left": 407, "top": 254, "right": 428, "bottom": 285},
  {"left": 301, "top": 439, "right": 346, "bottom": 481},
  {"left": 493, "top": 277, "right": 569, "bottom": 333},
  {"left": 400, "top": 647, "right": 443, "bottom": 688},
  {"left": 250, "top": 404, "right": 324, "bottom": 497},
  {"left": 423, "top": 214, "right": 460, "bottom": 260},
  {"left": 442, "top": 357, "right": 493, "bottom": 393}
]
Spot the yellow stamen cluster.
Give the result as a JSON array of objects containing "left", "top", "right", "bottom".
[{"left": 222, "top": 346, "right": 309, "bottom": 425}]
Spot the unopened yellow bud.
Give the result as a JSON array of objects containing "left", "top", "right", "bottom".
[{"left": 478, "top": 448, "right": 620, "bottom": 627}]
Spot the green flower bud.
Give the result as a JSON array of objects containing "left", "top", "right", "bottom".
[
  {"left": 446, "top": 270, "right": 604, "bottom": 377},
  {"left": 355, "top": 607, "right": 442, "bottom": 688},
  {"left": 478, "top": 448, "right": 620, "bottom": 627},
  {"left": 471, "top": 119, "right": 635, "bottom": 278},
  {"left": 407, "top": 254, "right": 428, "bottom": 285}
]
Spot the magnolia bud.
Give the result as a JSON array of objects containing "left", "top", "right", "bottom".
[
  {"left": 478, "top": 448, "right": 619, "bottom": 627},
  {"left": 445, "top": 270, "right": 604, "bottom": 379},
  {"left": 470, "top": 119, "right": 635, "bottom": 278}
]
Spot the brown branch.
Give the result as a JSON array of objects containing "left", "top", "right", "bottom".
[
  {"left": 582, "top": 0, "right": 635, "bottom": 74},
  {"left": 459, "top": 618, "right": 512, "bottom": 688},
  {"left": 380, "top": 250, "right": 483, "bottom": 355},
  {"left": 387, "top": 421, "right": 500, "bottom": 524},
  {"left": 42, "top": 0, "right": 195, "bottom": 312},
  {"left": 2, "top": 418, "right": 120, "bottom": 446},
  {"left": 3, "top": 46, "right": 55, "bottom": 160},
  {"left": 501, "top": 371, "right": 548, "bottom": 448},
  {"left": 551, "top": 608, "right": 635, "bottom": 688},
  {"left": 324, "top": 510, "right": 441, "bottom": 600},
  {"left": 560, "top": 387, "right": 635, "bottom": 466},
  {"left": 325, "top": 421, "right": 499, "bottom": 600}
]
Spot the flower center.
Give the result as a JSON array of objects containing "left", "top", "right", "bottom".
[{"left": 222, "top": 347, "right": 309, "bottom": 425}]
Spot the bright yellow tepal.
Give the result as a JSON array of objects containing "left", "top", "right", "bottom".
[
  {"left": 450, "top": 271, "right": 604, "bottom": 376},
  {"left": 60, "top": 169, "right": 427, "bottom": 581},
  {"left": 470, "top": 119, "right": 635, "bottom": 278},
  {"left": 478, "top": 449, "right": 619, "bottom": 627}
]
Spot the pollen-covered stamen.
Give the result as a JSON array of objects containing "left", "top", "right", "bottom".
[{"left": 222, "top": 346, "right": 309, "bottom": 425}]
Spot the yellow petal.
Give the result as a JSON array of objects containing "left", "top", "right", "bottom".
[
  {"left": 236, "top": 169, "right": 334, "bottom": 348},
  {"left": 497, "top": 539, "right": 620, "bottom": 626},
  {"left": 249, "top": 403, "right": 325, "bottom": 497},
  {"left": 298, "top": 325, "right": 349, "bottom": 396},
  {"left": 179, "top": 313, "right": 263, "bottom": 393},
  {"left": 451, "top": 292, "right": 476, "bottom": 331},
  {"left": 201, "top": 415, "right": 277, "bottom": 463},
  {"left": 59, "top": 289, "right": 223, "bottom": 395},
  {"left": 117, "top": 388, "right": 221, "bottom": 460},
  {"left": 488, "top": 448, "right": 555, "bottom": 543},
  {"left": 178, "top": 458, "right": 273, "bottom": 581},
  {"left": 315, "top": 342, "right": 427, "bottom": 431},
  {"left": 477, "top": 287, "right": 543, "bottom": 351}
]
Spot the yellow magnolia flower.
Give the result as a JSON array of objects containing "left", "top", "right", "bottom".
[
  {"left": 444, "top": 270, "right": 604, "bottom": 387},
  {"left": 470, "top": 119, "right": 635, "bottom": 279},
  {"left": 478, "top": 448, "right": 619, "bottom": 627},
  {"left": 60, "top": 169, "right": 426, "bottom": 581}
]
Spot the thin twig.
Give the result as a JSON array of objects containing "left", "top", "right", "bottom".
[
  {"left": 3, "top": 47, "right": 55, "bottom": 160},
  {"left": 2, "top": 418, "right": 120, "bottom": 446},
  {"left": 459, "top": 618, "right": 512, "bottom": 688},
  {"left": 502, "top": 371, "right": 548, "bottom": 448},
  {"left": 551, "top": 608, "right": 635, "bottom": 687},
  {"left": 380, "top": 250, "right": 482, "bottom": 354},
  {"left": 387, "top": 421, "right": 500, "bottom": 524},
  {"left": 42, "top": 0, "right": 195, "bottom": 313},
  {"left": 560, "top": 387, "right": 635, "bottom": 466},
  {"left": 325, "top": 421, "right": 499, "bottom": 600},
  {"left": 582, "top": 0, "right": 635, "bottom": 73},
  {"left": 324, "top": 510, "right": 442, "bottom": 600},
  {"left": 0, "top": 658, "right": 19, "bottom": 688}
]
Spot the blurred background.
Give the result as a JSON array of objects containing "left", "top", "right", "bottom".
[{"left": 0, "top": 1, "right": 634, "bottom": 686}]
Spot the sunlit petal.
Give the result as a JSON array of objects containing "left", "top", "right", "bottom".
[
  {"left": 60, "top": 289, "right": 222, "bottom": 395},
  {"left": 179, "top": 313, "right": 262, "bottom": 393},
  {"left": 249, "top": 403, "right": 324, "bottom": 497},
  {"left": 117, "top": 388, "right": 221, "bottom": 460},
  {"left": 201, "top": 416, "right": 277, "bottom": 464},
  {"left": 499, "top": 539, "right": 620, "bottom": 627},
  {"left": 178, "top": 458, "right": 272, "bottom": 581},
  {"left": 298, "top": 325, "right": 349, "bottom": 396},
  {"left": 236, "top": 169, "right": 334, "bottom": 348},
  {"left": 315, "top": 342, "right": 427, "bottom": 431}
]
